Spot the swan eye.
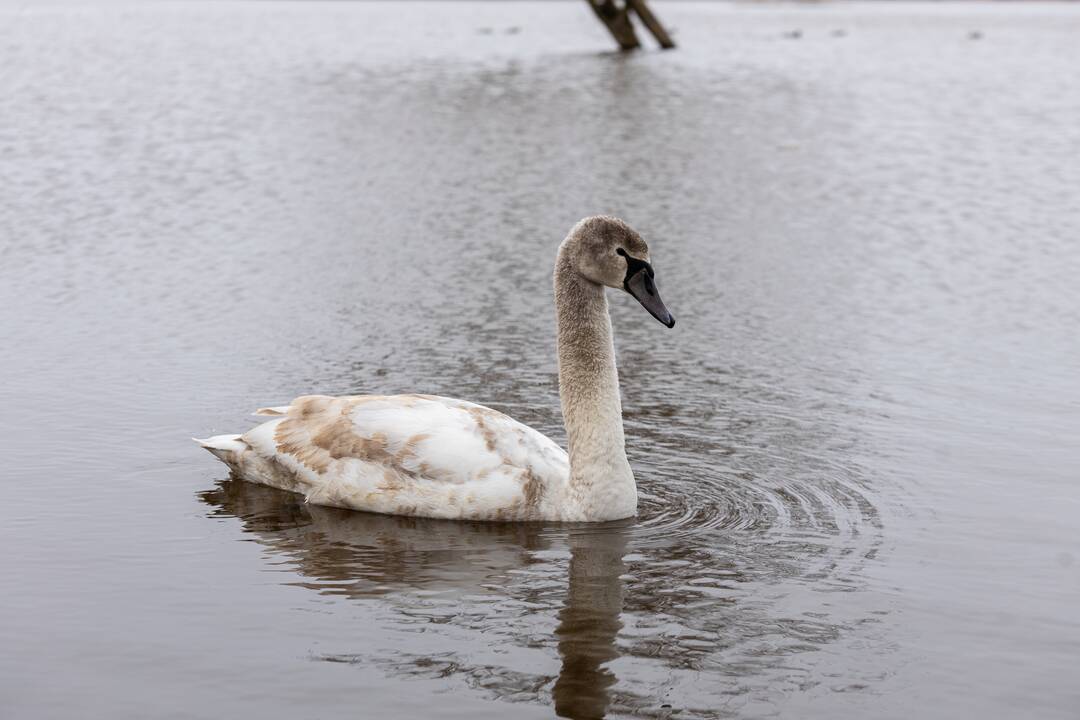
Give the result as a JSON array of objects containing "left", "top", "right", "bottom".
[{"left": 616, "top": 248, "right": 627, "bottom": 257}]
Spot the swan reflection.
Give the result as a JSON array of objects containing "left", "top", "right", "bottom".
[
  {"left": 201, "top": 479, "right": 630, "bottom": 719},
  {"left": 554, "top": 527, "right": 628, "bottom": 719}
]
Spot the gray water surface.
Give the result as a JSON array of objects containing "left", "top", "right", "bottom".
[{"left": 2, "top": 2, "right": 1079, "bottom": 718}]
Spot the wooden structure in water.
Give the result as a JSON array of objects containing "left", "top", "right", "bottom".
[{"left": 585, "top": 0, "right": 675, "bottom": 50}]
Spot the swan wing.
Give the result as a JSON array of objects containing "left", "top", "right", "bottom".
[{"left": 239, "top": 394, "right": 569, "bottom": 521}]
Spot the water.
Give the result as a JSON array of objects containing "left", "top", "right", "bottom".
[{"left": 2, "top": 2, "right": 1079, "bottom": 718}]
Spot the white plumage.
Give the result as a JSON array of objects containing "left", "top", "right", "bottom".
[{"left": 198, "top": 394, "right": 572, "bottom": 521}]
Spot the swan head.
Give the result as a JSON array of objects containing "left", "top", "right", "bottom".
[{"left": 564, "top": 216, "right": 676, "bottom": 328}]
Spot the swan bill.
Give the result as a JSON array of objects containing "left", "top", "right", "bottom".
[{"left": 625, "top": 266, "right": 675, "bottom": 329}]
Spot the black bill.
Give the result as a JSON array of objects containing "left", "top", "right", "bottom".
[{"left": 621, "top": 253, "right": 675, "bottom": 328}]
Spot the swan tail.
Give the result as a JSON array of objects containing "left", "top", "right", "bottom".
[
  {"left": 194, "top": 434, "right": 247, "bottom": 464},
  {"left": 195, "top": 428, "right": 308, "bottom": 496}
]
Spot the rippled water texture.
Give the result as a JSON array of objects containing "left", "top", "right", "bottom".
[{"left": 2, "top": 2, "right": 1079, "bottom": 718}]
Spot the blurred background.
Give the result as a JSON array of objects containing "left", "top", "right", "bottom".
[{"left": 1, "top": 1, "right": 1078, "bottom": 718}]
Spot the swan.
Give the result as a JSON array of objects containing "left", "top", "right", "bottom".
[{"left": 196, "top": 216, "right": 675, "bottom": 522}]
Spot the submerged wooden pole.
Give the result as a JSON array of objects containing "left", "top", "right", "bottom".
[
  {"left": 585, "top": 0, "right": 675, "bottom": 51},
  {"left": 586, "top": 0, "right": 640, "bottom": 51},
  {"left": 625, "top": 0, "right": 676, "bottom": 49}
]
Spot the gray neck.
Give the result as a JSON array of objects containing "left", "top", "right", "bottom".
[{"left": 554, "top": 252, "right": 636, "bottom": 517}]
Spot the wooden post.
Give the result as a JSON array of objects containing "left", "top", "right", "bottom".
[
  {"left": 585, "top": 0, "right": 640, "bottom": 51},
  {"left": 625, "top": 0, "right": 676, "bottom": 49}
]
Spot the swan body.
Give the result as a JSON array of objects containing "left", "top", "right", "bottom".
[
  {"left": 199, "top": 393, "right": 574, "bottom": 521},
  {"left": 198, "top": 217, "right": 675, "bottom": 522}
]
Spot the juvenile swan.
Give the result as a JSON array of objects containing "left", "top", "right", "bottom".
[{"left": 196, "top": 217, "right": 675, "bottom": 521}]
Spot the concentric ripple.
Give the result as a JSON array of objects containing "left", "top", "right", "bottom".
[{"left": 199, "top": 376, "right": 889, "bottom": 717}]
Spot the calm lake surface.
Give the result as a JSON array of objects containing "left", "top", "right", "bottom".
[{"left": 2, "top": 2, "right": 1079, "bottom": 718}]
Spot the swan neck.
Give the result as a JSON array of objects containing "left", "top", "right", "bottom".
[{"left": 554, "top": 252, "right": 635, "bottom": 519}]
